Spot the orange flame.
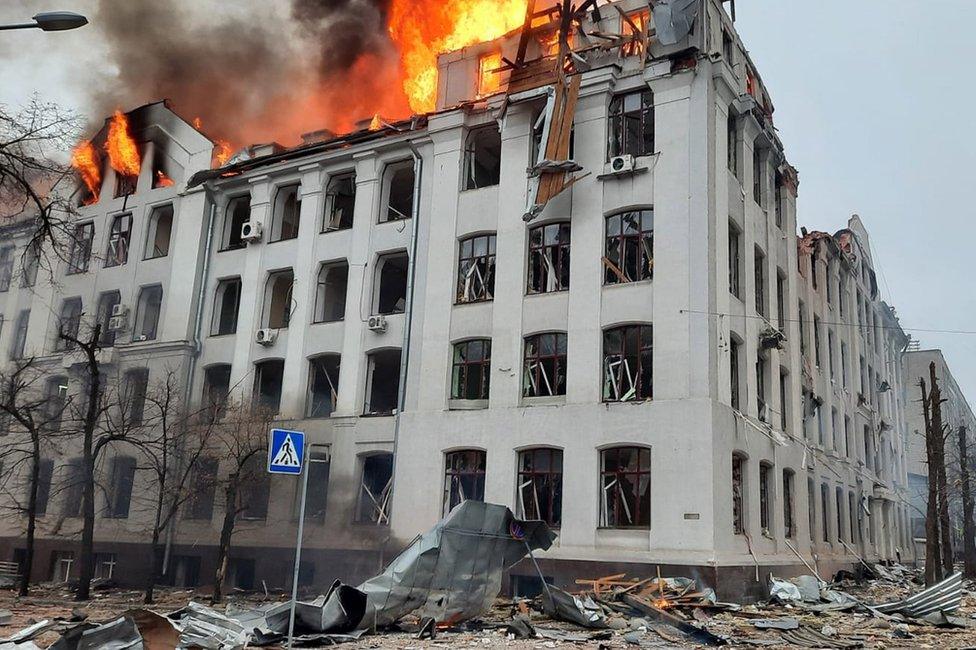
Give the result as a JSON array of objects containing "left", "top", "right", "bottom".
[
  {"left": 192, "top": 117, "right": 203, "bottom": 130},
  {"left": 214, "top": 140, "right": 233, "bottom": 166},
  {"left": 105, "top": 110, "right": 141, "bottom": 178},
  {"left": 369, "top": 114, "right": 383, "bottom": 131},
  {"left": 388, "top": 0, "right": 528, "bottom": 113},
  {"left": 71, "top": 140, "right": 101, "bottom": 204},
  {"left": 155, "top": 170, "right": 175, "bottom": 188},
  {"left": 478, "top": 52, "right": 503, "bottom": 97}
]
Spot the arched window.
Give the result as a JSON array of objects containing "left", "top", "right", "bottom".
[
  {"left": 381, "top": 160, "right": 414, "bottom": 223},
  {"left": 133, "top": 285, "right": 163, "bottom": 341},
  {"left": 323, "top": 173, "right": 355, "bottom": 231},
  {"left": 306, "top": 354, "right": 340, "bottom": 418},
  {"left": 270, "top": 184, "right": 301, "bottom": 242},
  {"left": 463, "top": 126, "right": 501, "bottom": 190},
  {"left": 374, "top": 252, "right": 408, "bottom": 315},
  {"left": 523, "top": 332, "right": 567, "bottom": 397},
  {"left": 221, "top": 195, "right": 250, "bottom": 250},
  {"left": 212, "top": 277, "right": 242, "bottom": 336},
  {"left": 782, "top": 469, "right": 796, "bottom": 538},
  {"left": 451, "top": 339, "right": 491, "bottom": 400},
  {"left": 527, "top": 222, "right": 570, "bottom": 294},
  {"left": 253, "top": 359, "right": 284, "bottom": 414},
  {"left": 608, "top": 90, "right": 654, "bottom": 158},
  {"left": 456, "top": 233, "right": 496, "bottom": 303},
  {"left": 314, "top": 261, "right": 348, "bottom": 323},
  {"left": 604, "top": 209, "right": 653, "bottom": 284},
  {"left": 55, "top": 297, "right": 83, "bottom": 351},
  {"left": 602, "top": 324, "right": 652, "bottom": 402},
  {"left": 355, "top": 453, "right": 393, "bottom": 524},
  {"left": 443, "top": 449, "right": 486, "bottom": 515},
  {"left": 263, "top": 269, "right": 294, "bottom": 329},
  {"left": 202, "top": 364, "right": 232, "bottom": 423},
  {"left": 144, "top": 204, "right": 174, "bottom": 259},
  {"left": 516, "top": 448, "right": 562, "bottom": 527},
  {"left": 599, "top": 446, "right": 650, "bottom": 528},
  {"left": 732, "top": 453, "right": 746, "bottom": 534}
]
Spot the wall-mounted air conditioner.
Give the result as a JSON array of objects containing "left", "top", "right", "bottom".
[
  {"left": 608, "top": 154, "right": 636, "bottom": 175},
  {"left": 255, "top": 328, "right": 277, "bottom": 346},
  {"left": 110, "top": 303, "right": 129, "bottom": 318},
  {"left": 108, "top": 315, "right": 127, "bottom": 332},
  {"left": 241, "top": 221, "right": 264, "bottom": 243},
  {"left": 367, "top": 315, "right": 388, "bottom": 333}
]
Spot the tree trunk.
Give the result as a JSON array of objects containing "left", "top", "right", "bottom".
[
  {"left": 958, "top": 425, "right": 976, "bottom": 579},
  {"left": 930, "top": 363, "right": 954, "bottom": 577},
  {"left": 921, "top": 378, "right": 942, "bottom": 586},
  {"left": 76, "top": 358, "right": 101, "bottom": 602},
  {"left": 144, "top": 524, "right": 162, "bottom": 604},
  {"left": 19, "top": 436, "right": 40, "bottom": 597},
  {"left": 211, "top": 478, "right": 239, "bottom": 605}
]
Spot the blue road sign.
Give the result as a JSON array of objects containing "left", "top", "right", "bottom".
[{"left": 268, "top": 428, "right": 305, "bottom": 475}]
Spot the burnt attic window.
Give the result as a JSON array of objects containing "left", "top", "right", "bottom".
[
  {"left": 463, "top": 126, "right": 501, "bottom": 190},
  {"left": 115, "top": 171, "right": 138, "bottom": 198},
  {"left": 151, "top": 145, "right": 176, "bottom": 189},
  {"left": 382, "top": 160, "right": 414, "bottom": 223},
  {"left": 375, "top": 252, "right": 408, "bottom": 315},
  {"left": 323, "top": 173, "right": 355, "bottom": 231},
  {"left": 365, "top": 349, "right": 401, "bottom": 416}
]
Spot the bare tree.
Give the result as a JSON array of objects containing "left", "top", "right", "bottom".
[
  {"left": 921, "top": 376, "right": 942, "bottom": 585},
  {"left": 209, "top": 402, "right": 272, "bottom": 604},
  {"left": 0, "top": 357, "right": 69, "bottom": 595},
  {"left": 958, "top": 425, "right": 976, "bottom": 578}
]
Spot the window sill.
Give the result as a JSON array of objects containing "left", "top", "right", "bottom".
[
  {"left": 596, "top": 526, "right": 650, "bottom": 531},
  {"left": 603, "top": 278, "right": 652, "bottom": 289},
  {"left": 602, "top": 398, "right": 652, "bottom": 405},
  {"left": 209, "top": 332, "right": 238, "bottom": 338},
  {"left": 521, "top": 396, "right": 566, "bottom": 407},
  {"left": 320, "top": 227, "right": 352, "bottom": 235},
  {"left": 217, "top": 246, "right": 246, "bottom": 254},
  {"left": 377, "top": 217, "right": 412, "bottom": 225},
  {"left": 142, "top": 254, "right": 169, "bottom": 261},
  {"left": 362, "top": 411, "right": 396, "bottom": 418},
  {"left": 448, "top": 399, "right": 488, "bottom": 411},
  {"left": 311, "top": 318, "right": 345, "bottom": 325},
  {"left": 525, "top": 289, "right": 569, "bottom": 297},
  {"left": 268, "top": 237, "right": 298, "bottom": 245},
  {"left": 454, "top": 298, "right": 493, "bottom": 307}
]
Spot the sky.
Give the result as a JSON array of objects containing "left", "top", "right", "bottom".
[{"left": 1, "top": 0, "right": 974, "bottom": 403}]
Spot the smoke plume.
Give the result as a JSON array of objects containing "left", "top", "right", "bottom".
[{"left": 89, "top": 0, "right": 410, "bottom": 146}]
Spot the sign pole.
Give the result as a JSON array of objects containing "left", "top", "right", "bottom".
[{"left": 286, "top": 443, "right": 310, "bottom": 649}]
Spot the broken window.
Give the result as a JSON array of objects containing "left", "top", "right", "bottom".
[
  {"left": 43, "top": 377, "right": 67, "bottom": 432},
  {"left": 603, "top": 324, "right": 652, "bottom": 402},
  {"left": 375, "top": 252, "right": 408, "bottom": 315},
  {"left": 756, "top": 354, "right": 768, "bottom": 419},
  {"left": 776, "top": 271, "right": 786, "bottom": 331},
  {"left": 451, "top": 339, "right": 491, "bottom": 401},
  {"left": 93, "top": 553, "right": 118, "bottom": 580},
  {"left": 864, "top": 425, "right": 873, "bottom": 470},
  {"left": 263, "top": 269, "right": 294, "bottom": 329},
  {"left": 10, "top": 309, "right": 29, "bottom": 359},
  {"left": 20, "top": 241, "right": 39, "bottom": 288},
  {"left": 51, "top": 550, "right": 74, "bottom": 583},
  {"left": 516, "top": 448, "right": 562, "bottom": 527},
  {"left": 604, "top": 209, "right": 653, "bottom": 284},
  {"left": 303, "top": 447, "right": 331, "bottom": 521},
  {"left": 732, "top": 453, "right": 745, "bottom": 534},
  {"left": 798, "top": 301, "right": 807, "bottom": 358},
  {"left": 0, "top": 246, "right": 14, "bottom": 292},
  {"left": 728, "top": 221, "right": 741, "bottom": 298},
  {"left": 211, "top": 277, "right": 242, "bottom": 336},
  {"left": 62, "top": 457, "right": 84, "bottom": 517},
  {"left": 478, "top": 51, "right": 503, "bottom": 96},
  {"left": 306, "top": 354, "right": 340, "bottom": 418},
  {"left": 779, "top": 368, "right": 789, "bottom": 431},
  {"left": 115, "top": 169, "right": 137, "bottom": 198},
  {"left": 105, "top": 213, "right": 131, "bottom": 267},
  {"left": 381, "top": 160, "right": 414, "bottom": 222},
  {"left": 253, "top": 359, "right": 284, "bottom": 414},
  {"left": 202, "top": 364, "right": 231, "bottom": 423},
  {"left": 619, "top": 9, "right": 649, "bottom": 58},
  {"left": 34, "top": 458, "right": 53, "bottom": 517},
  {"left": 221, "top": 195, "right": 250, "bottom": 251},
  {"left": 456, "top": 233, "right": 496, "bottom": 303},
  {"left": 730, "top": 338, "right": 741, "bottom": 410},
  {"left": 365, "top": 349, "right": 401, "bottom": 415},
  {"left": 783, "top": 469, "right": 795, "bottom": 538},
  {"left": 754, "top": 246, "right": 766, "bottom": 317},
  {"left": 106, "top": 455, "right": 136, "bottom": 518},
  {"left": 96, "top": 291, "right": 121, "bottom": 347},
  {"left": 813, "top": 316, "right": 822, "bottom": 366},
  {"left": 67, "top": 222, "right": 94, "bottom": 274},
  {"left": 323, "top": 173, "right": 355, "bottom": 231},
  {"left": 608, "top": 90, "right": 654, "bottom": 159},
  {"left": 752, "top": 144, "right": 764, "bottom": 206},
  {"left": 313, "top": 261, "right": 348, "bottom": 323},
  {"left": 600, "top": 446, "right": 650, "bottom": 528},
  {"left": 844, "top": 415, "right": 852, "bottom": 458},
  {"left": 144, "top": 204, "right": 173, "bottom": 259},
  {"left": 722, "top": 31, "right": 734, "bottom": 62},
  {"left": 443, "top": 449, "right": 486, "bottom": 516},
  {"left": 848, "top": 491, "right": 858, "bottom": 545},
  {"left": 55, "top": 297, "right": 83, "bottom": 351},
  {"left": 184, "top": 457, "right": 217, "bottom": 520},
  {"left": 133, "top": 285, "right": 163, "bottom": 341},
  {"left": 227, "top": 558, "right": 256, "bottom": 590},
  {"left": 270, "top": 184, "right": 301, "bottom": 242},
  {"left": 820, "top": 482, "right": 830, "bottom": 542},
  {"left": 523, "top": 332, "right": 567, "bottom": 398},
  {"left": 527, "top": 222, "right": 570, "bottom": 294},
  {"left": 759, "top": 461, "right": 771, "bottom": 535},
  {"left": 356, "top": 453, "right": 393, "bottom": 524},
  {"left": 835, "top": 486, "right": 845, "bottom": 542},
  {"left": 463, "top": 126, "right": 502, "bottom": 190},
  {"left": 123, "top": 367, "right": 150, "bottom": 426},
  {"left": 807, "top": 475, "right": 816, "bottom": 541},
  {"left": 240, "top": 452, "right": 269, "bottom": 520},
  {"left": 774, "top": 172, "right": 784, "bottom": 228}
]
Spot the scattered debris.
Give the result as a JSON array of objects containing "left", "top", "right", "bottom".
[{"left": 873, "top": 571, "right": 962, "bottom": 618}]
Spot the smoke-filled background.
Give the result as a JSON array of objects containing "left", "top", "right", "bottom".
[{"left": 0, "top": 0, "right": 412, "bottom": 145}]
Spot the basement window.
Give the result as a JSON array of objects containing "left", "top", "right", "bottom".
[
  {"left": 263, "top": 269, "right": 294, "bottom": 329},
  {"left": 599, "top": 446, "right": 650, "bottom": 529},
  {"left": 364, "top": 349, "right": 400, "bottom": 416},
  {"left": 133, "top": 285, "right": 163, "bottom": 341},
  {"left": 381, "top": 160, "right": 414, "bottom": 223},
  {"left": 443, "top": 449, "right": 486, "bottom": 515},
  {"left": 783, "top": 469, "right": 796, "bottom": 538},
  {"left": 253, "top": 360, "right": 284, "bottom": 414},
  {"left": 523, "top": 332, "right": 567, "bottom": 398},
  {"left": 517, "top": 448, "right": 563, "bottom": 527},
  {"left": 323, "top": 173, "right": 355, "bottom": 231},
  {"left": 732, "top": 453, "right": 745, "bottom": 534},
  {"left": 355, "top": 453, "right": 393, "bottom": 524},
  {"left": 123, "top": 367, "right": 150, "bottom": 426},
  {"left": 451, "top": 339, "right": 491, "bottom": 401},
  {"left": 56, "top": 297, "right": 83, "bottom": 351},
  {"left": 106, "top": 455, "right": 136, "bottom": 518},
  {"left": 93, "top": 553, "right": 118, "bottom": 581},
  {"left": 456, "top": 233, "right": 496, "bottom": 303},
  {"left": 608, "top": 90, "right": 654, "bottom": 159},
  {"left": 211, "top": 277, "right": 242, "bottom": 336},
  {"left": 313, "top": 261, "right": 348, "bottom": 323},
  {"left": 105, "top": 213, "right": 131, "bottom": 267},
  {"left": 759, "top": 461, "right": 772, "bottom": 536},
  {"left": 463, "top": 126, "right": 501, "bottom": 190},
  {"left": 527, "top": 222, "right": 570, "bottom": 294},
  {"left": 374, "top": 252, "right": 408, "bottom": 315},
  {"left": 306, "top": 354, "right": 340, "bottom": 418},
  {"left": 604, "top": 209, "right": 653, "bottom": 284},
  {"left": 144, "top": 204, "right": 173, "bottom": 259},
  {"left": 270, "top": 184, "right": 301, "bottom": 242},
  {"left": 202, "top": 364, "right": 231, "bottom": 423},
  {"left": 221, "top": 195, "right": 250, "bottom": 251},
  {"left": 602, "top": 324, "right": 652, "bottom": 402},
  {"left": 67, "top": 222, "right": 94, "bottom": 274},
  {"left": 240, "top": 453, "right": 270, "bottom": 520}
]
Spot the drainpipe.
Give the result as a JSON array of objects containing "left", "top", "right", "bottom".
[
  {"left": 162, "top": 187, "right": 217, "bottom": 575},
  {"left": 388, "top": 142, "right": 423, "bottom": 531}
]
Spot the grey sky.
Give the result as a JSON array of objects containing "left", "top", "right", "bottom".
[{"left": 1, "top": 1, "right": 974, "bottom": 401}]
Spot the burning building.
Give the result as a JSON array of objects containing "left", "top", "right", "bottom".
[{"left": 0, "top": 0, "right": 914, "bottom": 601}]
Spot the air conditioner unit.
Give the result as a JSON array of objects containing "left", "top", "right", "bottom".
[
  {"left": 110, "top": 303, "right": 129, "bottom": 318},
  {"left": 134, "top": 334, "right": 149, "bottom": 343},
  {"left": 255, "top": 328, "right": 277, "bottom": 346},
  {"left": 108, "top": 315, "right": 127, "bottom": 332},
  {"left": 609, "top": 154, "right": 636, "bottom": 175},
  {"left": 241, "top": 221, "right": 264, "bottom": 243},
  {"left": 367, "top": 315, "right": 388, "bottom": 333}
]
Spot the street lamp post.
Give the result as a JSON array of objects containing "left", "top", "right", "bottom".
[{"left": 0, "top": 12, "right": 88, "bottom": 32}]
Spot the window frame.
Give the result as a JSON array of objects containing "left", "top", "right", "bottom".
[
  {"left": 599, "top": 446, "right": 651, "bottom": 529},
  {"left": 380, "top": 159, "right": 414, "bottom": 223},
  {"left": 443, "top": 449, "right": 486, "bottom": 516},
  {"left": 451, "top": 339, "right": 491, "bottom": 401},
  {"left": 144, "top": 203, "right": 174, "bottom": 260},
  {"left": 456, "top": 233, "right": 496, "bottom": 304},
  {"left": 306, "top": 354, "right": 341, "bottom": 418},
  {"left": 527, "top": 221, "right": 571, "bottom": 295},
  {"left": 783, "top": 469, "right": 796, "bottom": 539},
  {"left": 462, "top": 126, "right": 502, "bottom": 191},
  {"left": 253, "top": 359, "right": 285, "bottom": 415},
  {"left": 104, "top": 213, "right": 132, "bottom": 268},
  {"left": 522, "top": 332, "right": 567, "bottom": 398},
  {"left": 602, "top": 324, "right": 653, "bottom": 402},
  {"left": 608, "top": 89, "right": 655, "bottom": 159},
  {"left": 516, "top": 447, "right": 563, "bottom": 528},
  {"left": 133, "top": 284, "right": 163, "bottom": 342},
  {"left": 732, "top": 453, "right": 746, "bottom": 534},
  {"left": 728, "top": 221, "right": 741, "bottom": 298},
  {"left": 220, "top": 195, "right": 251, "bottom": 252},
  {"left": 322, "top": 172, "right": 356, "bottom": 232},
  {"left": 263, "top": 269, "right": 294, "bottom": 329},
  {"left": 67, "top": 221, "right": 95, "bottom": 275},
  {"left": 603, "top": 209, "right": 653, "bottom": 285},
  {"left": 269, "top": 183, "right": 302, "bottom": 243},
  {"left": 211, "top": 277, "right": 242, "bottom": 336}
]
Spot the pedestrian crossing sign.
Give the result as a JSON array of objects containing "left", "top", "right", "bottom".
[{"left": 268, "top": 428, "right": 305, "bottom": 475}]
